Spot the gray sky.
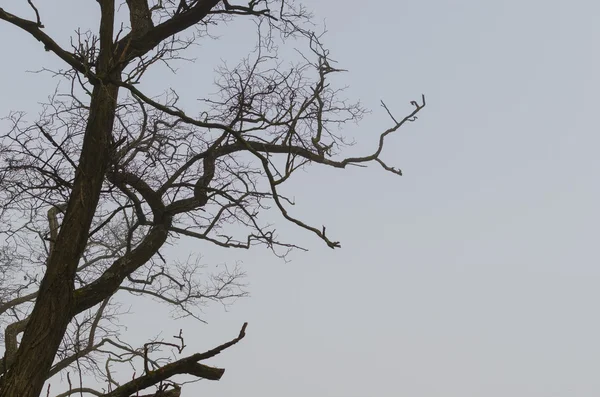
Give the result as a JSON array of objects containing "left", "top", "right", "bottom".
[{"left": 2, "top": 0, "right": 600, "bottom": 396}]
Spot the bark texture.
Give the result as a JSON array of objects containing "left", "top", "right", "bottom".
[{"left": 0, "top": 2, "right": 119, "bottom": 396}]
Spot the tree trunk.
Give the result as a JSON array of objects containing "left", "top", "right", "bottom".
[
  {"left": 0, "top": 2, "right": 119, "bottom": 394},
  {"left": 0, "top": 81, "right": 119, "bottom": 397}
]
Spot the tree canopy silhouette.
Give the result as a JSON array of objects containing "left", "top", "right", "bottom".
[{"left": 0, "top": 1, "right": 425, "bottom": 396}]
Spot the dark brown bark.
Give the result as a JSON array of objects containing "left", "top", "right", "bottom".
[
  {"left": 0, "top": 82, "right": 119, "bottom": 397},
  {"left": 126, "top": 0, "right": 154, "bottom": 36},
  {"left": 0, "top": 87, "right": 120, "bottom": 397},
  {"left": 0, "top": 7, "right": 91, "bottom": 79},
  {"left": 114, "top": 0, "right": 220, "bottom": 62},
  {"left": 1, "top": 2, "right": 232, "bottom": 393},
  {"left": 103, "top": 323, "right": 247, "bottom": 397},
  {"left": 0, "top": 2, "right": 119, "bottom": 396}
]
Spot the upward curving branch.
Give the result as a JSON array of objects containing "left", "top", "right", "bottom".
[
  {"left": 103, "top": 323, "right": 247, "bottom": 397},
  {"left": 114, "top": 0, "right": 222, "bottom": 63}
]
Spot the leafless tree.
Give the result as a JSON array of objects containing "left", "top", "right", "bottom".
[{"left": 0, "top": 1, "right": 425, "bottom": 396}]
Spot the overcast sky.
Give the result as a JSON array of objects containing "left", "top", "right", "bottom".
[{"left": 2, "top": 0, "right": 600, "bottom": 396}]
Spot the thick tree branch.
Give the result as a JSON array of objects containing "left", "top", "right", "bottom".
[
  {"left": 72, "top": 221, "right": 170, "bottom": 314},
  {"left": 3, "top": 318, "right": 29, "bottom": 372},
  {"left": 54, "top": 387, "right": 103, "bottom": 397},
  {"left": 71, "top": 168, "right": 170, "bottom": 314},
  {"left": 0, "top": 292, "right": 37, "bottom": 317},
  {"left": 102, "top": 323, "right": 247, "bottom": 397},
  {"left": 114, "top": 0, "right": 221, "bottom": 63},
  {"left": 126, "top": 0, "right": 154, "bottom": 37},
  {"left": 0, "top": 8, "right": 95, "bottom": 81}
]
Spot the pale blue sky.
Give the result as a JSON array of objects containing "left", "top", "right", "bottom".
[{"left": 1, "top": 0, "right": 600, "bottom": 396}]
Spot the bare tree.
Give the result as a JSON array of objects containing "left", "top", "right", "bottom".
[{"left": 0, "top": 1, "right": 425, "bottom": 396}]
